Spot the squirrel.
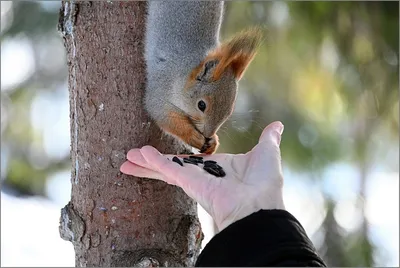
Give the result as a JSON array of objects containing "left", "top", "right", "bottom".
[{"left": 144, "top": 1, "right": 262, "bottom": 154}]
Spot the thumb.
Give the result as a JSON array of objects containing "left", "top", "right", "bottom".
[
  {"left": 247, "top": 121, "right": 284, "bottom": 186},
  {"left": 259, "top": 121, "right": 284, "bottom": 146}
]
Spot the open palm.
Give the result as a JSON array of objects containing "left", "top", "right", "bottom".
[{"left": 120, "top": 121, "right": 285, "bottom": 231}]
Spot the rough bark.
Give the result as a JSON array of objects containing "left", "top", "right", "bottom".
[{"left": 58, "top": 1, "right": 203, "bottom": 266}]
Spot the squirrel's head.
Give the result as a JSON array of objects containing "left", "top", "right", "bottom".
[{"left": 182, "top": 28, "right": 262, "bottom": 139}]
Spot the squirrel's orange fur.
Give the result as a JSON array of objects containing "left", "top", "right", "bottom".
[
  {"left": 188, "top": 28, "right": 263, "bottom": 87},
  {"left": 160, "top": 110, "right": 219, "bottom": 153}
]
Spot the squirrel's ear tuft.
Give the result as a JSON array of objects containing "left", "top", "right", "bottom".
[{"left": 208, "top": 27, "right": 263, "bottom": 81}]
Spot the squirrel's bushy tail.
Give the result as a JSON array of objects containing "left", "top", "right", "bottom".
[{"left": 209, "top": 27, "right": 263, "bottom": 80}]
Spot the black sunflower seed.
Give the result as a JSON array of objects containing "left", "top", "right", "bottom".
[
  {"left": 217, "top": 168, "right": 226, "bottom": 177},
  {"left": 203, "top": 164, "right": 226, "bottom": 177},
  {"left": 172, "top": 156, "right": 183, "bottom": 166},
  {"left": 187, "top": 157, "right": 203, "bottom": 164},
  {"left": 183, "top": 158, "right": 198, "bottom": 165},
  {"left": 189, "top": 156, "right": 203, "bottom": 160},
  {"left": 203, "top": 166, "right": 221, "bottom": 177},
  {"left": 204, "top": 162, "right": 219, "bottom": 169}
]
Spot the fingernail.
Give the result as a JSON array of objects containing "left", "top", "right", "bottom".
[
  {"left": 274, "top": 123, "right": 284, "bottom": 145},
  {"left": 275, "top": 122, "right": 284, "bottom": 135}
]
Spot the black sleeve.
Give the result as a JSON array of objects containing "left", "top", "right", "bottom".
[{"left": 195, "top": 209, "right": 327, "bottom": 267}]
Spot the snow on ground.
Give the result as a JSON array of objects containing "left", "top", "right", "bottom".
[
  {"left": 1, "top": 167, "right": 398, "bottom": 267},
  {"left": 1, "top": 192, "right": 75, "bottom": 267},
  {"left": 0, "top": 190, "right": 215, "bottom": 267}
]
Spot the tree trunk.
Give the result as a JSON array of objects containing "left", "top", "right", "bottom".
[{"left": 58, "top": 1, "right": 203, "bottom": 266}]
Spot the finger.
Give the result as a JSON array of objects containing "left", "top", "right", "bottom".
[
  {"left": 162, "top": 152, "right": 232, "bottom": 165},
  {"left": 162, "top": 153, "right": 210, "bottom": 160},
  {"left": 129, "top": 148, "right": 210, "bottom": 167},
  {"left": 140, "top": 145, "right": 216, "bottom": 198},
  {"left": 127, "top": 148, "right": 196, "bottom": 169},
  {"left": 140, "top": 145, "right": 202, "bottom": 179},
  {"left": 249, "top": 121, "right": 284, "bottom": 182},
  {"left": 259, "top": 121, "right": 284, "bottom": 145},
  {"left": 120, "top": 160, "right": 212, "bottom": 213},
  {"left": 120, "top": 161, "right": 165, "bottom": 181},
  {"left": 127, "top": 146, "right": 230, "bottom": 182},
  {"left": 127, "top": 148, "right": 150, "bottom": 168}
]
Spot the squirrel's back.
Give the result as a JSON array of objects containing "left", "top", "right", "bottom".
[{"left": 145, "top": 1, "right": 223, "bottom": 72}]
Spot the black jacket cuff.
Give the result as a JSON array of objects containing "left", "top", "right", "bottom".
[{"left": 195, "top": 209, "right": 326, "bottom": 267}]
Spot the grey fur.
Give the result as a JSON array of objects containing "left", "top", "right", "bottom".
[{"left": 144, "top": 0, "right": 238, "bottom": 143}]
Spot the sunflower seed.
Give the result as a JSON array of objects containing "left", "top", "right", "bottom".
[
  {"left": 203, "top": 164, "right": 226, "bottom": 177},
  {"left": 217, "top": 168, "right": 226, "bottom": 177},
  {"left": 187, "top": 157, "right": 203, "bottom": 164},
  {"left": 203, "top": 166, "right": 220, "bottom": 177},
  {"left": 189, "top": 156, "right": 203, "bottom": 160},
  {"left": 183, "top": 158, "right": 198, "bottom": 165},
  {"left": 204, "top": 160, "right": 217, "bottom": 165},
  {"left": 172, "top": 156, "right": 183, "bottom": 166}
]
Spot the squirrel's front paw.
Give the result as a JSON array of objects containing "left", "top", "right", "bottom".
[{"left": 200, "top": 134, "right": 219, "bottom": 154}]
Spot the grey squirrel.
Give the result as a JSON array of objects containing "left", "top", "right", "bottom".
[{"left": 144, "top": 1, "right": 261, "bottom": 154}]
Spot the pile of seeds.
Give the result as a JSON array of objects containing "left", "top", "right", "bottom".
[{"left": 170, "top": 156, "right": 226, "bottom": 177}]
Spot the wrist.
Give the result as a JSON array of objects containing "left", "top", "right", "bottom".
[
  {"left": 216, "top": 188, "right": 285, "bottom": 232},
  {"left": 216, "top": 208, "right": 254, "bottom": 233},
  {"left": 258, "top": 188, "right": 286, "bottom": 211}
]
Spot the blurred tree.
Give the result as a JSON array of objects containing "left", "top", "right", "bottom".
[
  {"left": 219, "top": 1, "right": 398, "bottom": 266},
  {"left": 319, "top": 198, "right": 347, "bottom": 266},
  {"left": 57, "top": 1, "right": 201, "bottom": 266},
  {"left": 1, "top": 1, "right": 69, "bottom": 196}
]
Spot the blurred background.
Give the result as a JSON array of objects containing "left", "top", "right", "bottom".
[{"left": 1, "top": 1, "right": 398, "bottom": 267}]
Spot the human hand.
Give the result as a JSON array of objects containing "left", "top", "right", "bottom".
[{"left": 120, "top": 121, "right": 285, "bottom": 232}]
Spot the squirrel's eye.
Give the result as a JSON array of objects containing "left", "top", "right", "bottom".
[{"left": 198, "top": 100, "right": 206, "bottom": 112}]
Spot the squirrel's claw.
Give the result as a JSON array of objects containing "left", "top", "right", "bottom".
[{"left": 200, "top": 134, "right": 219, "bottom": 154}]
